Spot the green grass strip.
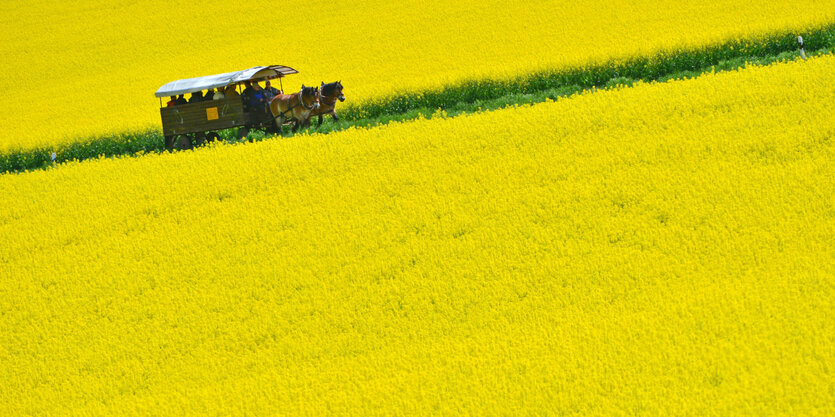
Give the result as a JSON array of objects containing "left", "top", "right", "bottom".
[{"left": 2, "top": 23, "right": 834, "bottom": 174}]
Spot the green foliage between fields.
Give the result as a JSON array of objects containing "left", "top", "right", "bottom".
[{"left": 2, "top": 24, "right": 833, "bottom": 174}]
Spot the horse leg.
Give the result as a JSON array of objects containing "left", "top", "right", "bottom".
[
  {"left": 317, "top": 114, "right": 324, "bottom": 127},
  {"left": 274, "top": 117, "right": 284, "bottom": 135},
  {"left": 331, "top": 111, "right": 339, "bottom": 123},
  {"left": 291, "top": 120, "right": 299, "bottom": 133}
]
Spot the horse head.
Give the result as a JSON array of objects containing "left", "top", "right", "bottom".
[
  {"left": 336, "top": 81, "right": 345, "bottom": 102},
  {"left": 300, "top": 85, "right": 320, "bottom": 111},
  {"left": 321, "top": 81, "right": 346, "bottom": 102}
]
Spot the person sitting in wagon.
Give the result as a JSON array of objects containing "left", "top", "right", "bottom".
[
  {"left": 213, "top": 88, "right": 225, "bottom": 100},
  {"left": 166, "top": 96, "right": 176, "bottom": 107},
  {"left": 241, "top": 81, "right": 254, "bottom": 111},
  {"left": 204, "top": 88, "right": 215, "bottom": 101},
  {"left": 224, "top": 85, "right": 239, "bottom": 98},
  {"left": 189, "top": 91, "right": 204, "bottom": 103},
  {"left": 249, "top": 82, "right": 266, "bottom": 112},
  {"left": 175, "top": 94, "right": 187, "bottom": 105},
  {"left": 263, "top": 80, "right": 279, "bottom": 102}
]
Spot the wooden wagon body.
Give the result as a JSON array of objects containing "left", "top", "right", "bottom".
[{"left": 155, "top": 65, "right": 297, "bottom": 150}]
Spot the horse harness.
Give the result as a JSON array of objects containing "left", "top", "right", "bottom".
[
  {"left": 319, "top": 93, "right": 338, "bottom": 108},
  {"left": 275, "top": 91, "right": 316, "bottom": 118}
]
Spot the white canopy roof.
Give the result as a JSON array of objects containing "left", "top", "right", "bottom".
[{"left": 155, "top": 65, "right": 298, "bottom": 98}]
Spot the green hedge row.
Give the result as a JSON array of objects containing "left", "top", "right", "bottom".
[
  {"left": 340, "top": 23, "right": 834, "bottom": 120},
  {"left": 3, "top": 23, "right": 833, "bottom": 174}
]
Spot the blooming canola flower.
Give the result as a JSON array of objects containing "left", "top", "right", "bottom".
[
  {"left": 0, "top": 55, "right": 833, "bottom": 415},
  {"left": 0, "top": 0, "right": 834, "bottom": 150}
]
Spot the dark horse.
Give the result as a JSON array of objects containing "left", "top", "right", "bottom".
[
  {"left": 308, "top": 81, "right": 345, "bottom": 127},
  {"left": 269, "top": 85, "right": 320, "bottom": 133}
]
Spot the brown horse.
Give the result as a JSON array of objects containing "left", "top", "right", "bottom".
[
  {"left": 269, "top": 85, "right": 320, "bottom": 133},
  {"left": 308, "top": 81, "right": 345, "bottom": 127}
]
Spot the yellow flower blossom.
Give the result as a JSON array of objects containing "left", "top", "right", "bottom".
[
  {"left": 1, "top": 0, "right": 834, "bottom": 151},
  {"left": 0, "top": 55, "right": 833, "bottom": 415}
]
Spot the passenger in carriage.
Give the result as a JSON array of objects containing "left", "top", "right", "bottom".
[
  {"left": 224, "top": 84, "right": 239, "bottom": 98},
  {"left": 188, "top": 91, "right": 204, "bottom": 103},
  {"left": 204, "top": 88, "right": 215, "bottom": 101},
  {"left": 242, "top": 81, "right": 253, "bottom": 96},
  {"left": 250, "top": 82, "right": 266, "bottom": 112},
  {"left": 175, "top": 94, "right": 187, "bottom": 105},
  {"left": 166, "top": 96, "right": 176, "bottom": 107},
  {"left": 213, "top": 87, "right": 226, "bottom": 100},
  {"left": 241, "top": 81, "right": 254, "bottom": 111},
  {"left": 263, "top": 80, "right": 279, "bottom": 101}
]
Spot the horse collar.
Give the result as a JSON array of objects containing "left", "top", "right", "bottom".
[{"left": 299, "top": 91, "right": 314, "bottom": 111}]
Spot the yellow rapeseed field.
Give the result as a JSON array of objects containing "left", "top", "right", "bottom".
[
  {"left": 1, "top": 0, "right": 835, "bottom": 151},
  {"left": 1, "top": 55, "right": 833, "bottom": 415}
]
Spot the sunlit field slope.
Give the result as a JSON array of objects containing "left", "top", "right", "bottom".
[
  {"left": 2, "top": 56, "right": 834, "bottom": 415},
  {"left": 1, "top": 0, "right": 835, "bottom": 151}
]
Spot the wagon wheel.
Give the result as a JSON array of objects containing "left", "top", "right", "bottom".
[
  {"left": 171, "top": 135, "right": 193, "bottom": 150},
  {"left": 237, "top": 127, "right": 250, "bottom": 140},
  {"left": 264, "top": 119, "right": 279, "bottom": 135},
  {"left": 164, "top": 135, "right": 175, "bottom": 151},
  {"left": 194, "top": 132, "right": 207, "bottom": 147},
  {"left": 206, "top": 132, "right": 220, "bottom": 143}
]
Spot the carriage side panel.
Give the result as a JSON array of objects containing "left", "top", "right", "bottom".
[{"left": 160, "top": 98, "right": 246, "bottom": 136}]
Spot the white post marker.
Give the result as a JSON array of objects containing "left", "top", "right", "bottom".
[
  {"left": 51, "top": 152, "right": 56, "bottom": 163},
  {"left": 798, "top": 36, "right": 807, "bottom": 60}
]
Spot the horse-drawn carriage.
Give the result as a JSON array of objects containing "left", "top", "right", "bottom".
[{"left": 154, "top": 65, "right": 298, "bottom": 150}]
